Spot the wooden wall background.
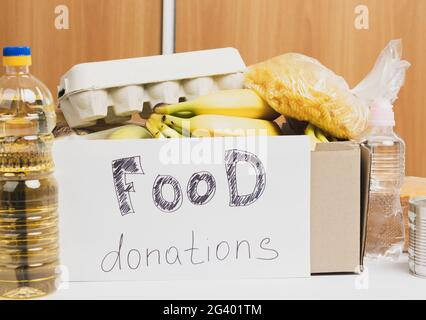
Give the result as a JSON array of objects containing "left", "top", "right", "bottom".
[
  {"left": 0, "top": 0, "right": 162, "bottom": 95},
  {"left": 176, "top": 0, "right": 426, "bottom": 177},
  {"left": 0, "top": 0, "right": 425, "bottom": 177}
]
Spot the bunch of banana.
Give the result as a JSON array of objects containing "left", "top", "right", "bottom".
[{"left": 146, "top": 89, "right": 282, "bottom": 138}]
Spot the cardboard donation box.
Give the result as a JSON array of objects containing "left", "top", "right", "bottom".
[
  {"left": 53, "top": 48, "right": 370, "bottom": 280},
  {"left": 54, "top": 136, "right": 369, "bottom": 281}
]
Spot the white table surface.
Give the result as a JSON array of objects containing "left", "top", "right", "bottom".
[{"left": 44, "top": 256, "right": 425, "bottom": 300}]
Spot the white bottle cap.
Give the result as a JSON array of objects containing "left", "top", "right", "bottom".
[{"left": 369, "top": 99, "right": 396, "bottom": 126}]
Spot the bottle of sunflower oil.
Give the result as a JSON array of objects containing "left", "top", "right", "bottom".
[{"left": 0, "top": 47, "right": 59, "bottom": 298}]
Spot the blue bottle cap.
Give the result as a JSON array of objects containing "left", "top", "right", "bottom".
[{"left": 3, "top": 46, "right": 31, "bottom": 57}]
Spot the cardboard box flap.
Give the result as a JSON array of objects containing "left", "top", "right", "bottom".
[
  {"left": 311, "top": 142, "right": 370, "bottom": 274},
  {"left": 311, "top": 142, "right": 361, "bottom": 274}
]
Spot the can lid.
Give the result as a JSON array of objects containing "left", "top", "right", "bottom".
[{"left": 3, "top": 46, "right": 32, "bottom": 66}]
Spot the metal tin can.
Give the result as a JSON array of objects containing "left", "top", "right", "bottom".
[{"left": 409, "top": 197, "right": 426, "bottom": 278}]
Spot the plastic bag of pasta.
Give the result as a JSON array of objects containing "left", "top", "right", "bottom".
[{"left": 244, "top": 40, "right": 410, "bottom": 140}]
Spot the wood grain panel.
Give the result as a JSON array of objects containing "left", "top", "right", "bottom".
[
  {"left": 176, "top": 0, "right": 426, "bottom": 177},
  {"left": 0, "top": 0, "right": 162, "bottom": 98}
]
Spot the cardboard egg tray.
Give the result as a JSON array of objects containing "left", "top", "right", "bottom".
[{"left": 58, "top": 48, "right": 247, "bottom": 129}]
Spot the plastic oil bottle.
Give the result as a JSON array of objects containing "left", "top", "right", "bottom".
[
  {"left": 0, "top": 47, "right": 59, "bottom": 298},
  {"left": 363, "top": 99, "right": 405, "bottom": 260}
]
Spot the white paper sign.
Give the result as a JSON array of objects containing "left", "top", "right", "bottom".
[{"left": 54, "top": 136, "right": 311, "bottom": 281}]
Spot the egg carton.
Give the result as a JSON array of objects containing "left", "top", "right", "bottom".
[{"left": 58, "top": 48, "right": 247, "bottom": 128}]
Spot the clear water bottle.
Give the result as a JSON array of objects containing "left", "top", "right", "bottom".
[
  {"left": 0, "top": 47, "right": 59, "bottom": 298},
  {"left": 363, "top": 99, "right": 405, "bottom": 260}
]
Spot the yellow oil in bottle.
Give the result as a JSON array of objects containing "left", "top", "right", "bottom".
[{"left": 0, "top": 46, "right": 59, "bottom": 299}]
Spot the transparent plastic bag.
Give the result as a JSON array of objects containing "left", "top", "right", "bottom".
[
  {"left": 352, "top": 39, "right": 411, "bottom": 106},
  {"left": 244, "top": 39, "right": 410, "bottom": 140}
]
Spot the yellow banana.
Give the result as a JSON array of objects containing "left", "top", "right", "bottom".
[
  {"left": 151, "top": 113, "right": 191, "bottom": 136},
  {"left": 154, "top": 89, "right": 279, "bottom": 120},
  {"left": 146, "top": 119, "right": 165, "bottom": 139},
  {"left": 108, "top": 125, "right": 152, "bottom": 140},
  {"left": 159, "top": 114, "right": 281, "bottom": 137},
  {"left": 305, "top": 123, "right": 321, "bottom": 149},
  {"left": 314, "top": 127, "right": 329, "bottom": 143},
  {"left": 158, "top": 123, "right": 182, "bottom": 139},
  {"left": 149, "top": 115, "right": 182, "bottom": 138},
  {"left": 305, "top": 124, "right": 317, "bottom": 138}
]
